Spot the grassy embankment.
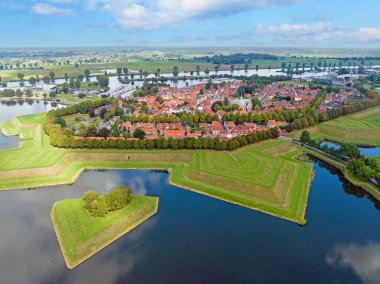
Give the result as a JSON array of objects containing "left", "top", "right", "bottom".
[
  {"left": 287, "top": 106, "right": 380, "bottom": 146},
  {"left": 0, "top": 113, "right": 312, "bottom": 224},
  {"left": 51, "top": 196, "right": 158, "bottom": 269}
]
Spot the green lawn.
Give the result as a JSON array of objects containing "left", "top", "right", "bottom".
[
  {"left": 0, "top": 113, "right": 314, "bottom": 224},
  {"left": 288, "top": 106, "right": 380, "bottom": 146},
  {"left": 51, "top": 196, "right": 158, "bottom": 269}
]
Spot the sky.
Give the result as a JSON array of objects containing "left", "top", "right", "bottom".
[{"left": 0, "top": 0, "right": 379, "bottom": 48}]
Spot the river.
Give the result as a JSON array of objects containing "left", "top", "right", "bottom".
[{"left": 0, "top": 104, "right": 380, "bottom": 284}]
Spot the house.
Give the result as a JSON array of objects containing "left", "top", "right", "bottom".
[
  {"left": 162, "top": 129, "right": 185, "bottom": 139},
  {"left": 211, "top": 121, "right": 223, "bottom": 136}
]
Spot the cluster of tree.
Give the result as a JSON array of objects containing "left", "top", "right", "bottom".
[
  {"left": 133, "top": 82, "right": 169, "bottom": 97},
  {"left": 300, "top": 131, "right": 362, "bottom": 160},
  {"left": 96, "top": 75, "right": 110, "bottom": 88},
  {"left": 299, "top": 131, "right": 380, "bottom": 184},
  {"left": 348, "top": 158, "right": 380, "bottom": 184},
  {"left": 116, "top": 67, "right": 129, "bottom": 78},
  {"left": 193, "top": 53, "right": 278, "bottom": 64},
  {"left": 83, "top": 186, "right": 131, "bottom": 217},
  {"left": 222, "top": 109, "right": 301, "bottom": 125},
  {"left": 291, "top": 95, "right": 380, "bottom": 131},
  {"left": 212, "top": 100, "right": 240, "bottom": 112},
  {"left": 0, "top": 88, "right": 33, "bottom": 98}
]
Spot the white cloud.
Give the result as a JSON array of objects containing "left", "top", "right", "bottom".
[
  {"left": 255, "top": 22, "right": 380, "bottom": 45},
  {"left": 356, "top": 27, "right": 380, "bottom": 42},
  {"left": 31, "top": 3, "right": 75, "bottom": 16},
  {"left": 86, "top": 0, "right": 299, "bottom": 30},
  {"left": 327, "top": 242, "right": 380, "bottom": 284}
]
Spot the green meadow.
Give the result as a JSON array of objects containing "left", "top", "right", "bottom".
[
  {"left": 288, "top": 106, "right": 380, "bottom": 146},
  {"left": 0, "top": 113, "right": 312, "bottom": 224}
]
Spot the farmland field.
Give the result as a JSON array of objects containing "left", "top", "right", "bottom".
[{"left": 0, "top": 113, "right": 312, "bottom": 224}]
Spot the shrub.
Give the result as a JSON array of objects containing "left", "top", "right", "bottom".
[
  {"left": 83, "top": 190, "right": 100, "bottom": 209},
  {"left": 105, "top": 186, "right": 131, "bottom": 211},
  {"left": 88, "top": 196, "right": 109, "bottom": 217}
]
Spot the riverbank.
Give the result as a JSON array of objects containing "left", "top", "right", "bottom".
[{"left": 51, "top": 195, "right": 159, "bottom": 269}]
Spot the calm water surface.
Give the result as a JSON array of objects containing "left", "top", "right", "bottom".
[
  {"left": 0, "top": 105, "right": 380, "bottom": 284},
  {"left": 321, "top": 141, "right": 380, "bottom": 158}
]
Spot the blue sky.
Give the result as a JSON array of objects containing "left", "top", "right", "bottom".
[{"left": 0, "top": 0, "right": 379, "bottom": 48}]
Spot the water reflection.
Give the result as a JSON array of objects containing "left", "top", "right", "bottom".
[
  {"left": 0, "top": 170, "right": 161, "bottom": 284},
  {"left": 310, "top": 156, "right": 380, "bottom": 210},
  {"left": 327, "top": 242, "right": 380, "bottom": 284}
]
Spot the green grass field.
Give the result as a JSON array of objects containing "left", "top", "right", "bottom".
[
  {"left": 288, "top": 106, "right": 380, "bottom": 146},
  {"left": 0, "top": 113, "right": 313, "bottom": 224},
  {"left": 51, "top": 196, "right": 158, "bottom": 269}
]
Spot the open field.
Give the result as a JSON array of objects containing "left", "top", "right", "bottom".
[
  {"left": 0, "top": 114, "right": 313, "bottom": 224},
  {"left": 287, "top": 106, "right": 380, "bottom": 146},
  {"left": 51, "top": 196, "right": 158, "bottom": 269}
]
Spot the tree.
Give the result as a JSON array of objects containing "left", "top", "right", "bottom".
[
  {"left": 104, "top": 186, "right": 131, "bottom": 211},
  {"left": 230, "top": 64, "right": 235, "bottom": 73},
  {"left": 98, "top": 127, "right": 110, "bottom": 138},
  {"left": 49, "top": 91, "right": 57, "bottom": 98},
  {"left": 123, "top": 67, "right": 128, "bottom": 77},
  {"left": 62, "top": 82, "right": 69, "bottom": 94},
  {"left": 342, "top": 144, "right": 362, "bottom": 159},
  {"left": 96, "top": 75, "right": 109, "bottom": 88},
  {"left": 88, "top": 197, "right": 109, "bottom": 217},
  {"left": 64, "top": 73, "right": 68, "bottom": 82},
  {"left": 196, "top": 65, "right": 200, "bottom": 75},
  {"left": 133, "top": 128, "right": 146, "bottom": 139},
  {"left": 49, "top": 71, "right": 56, "bottom": 82},
  {"left": 300, "top": 130, "right": 311, "bottom": 144},
  {"left": 17, "top": 73, "right": 24, "bottom": 81},
  {"left": 173, "top": 66, "right": 179, "bottom": 77},
  {"left": 75, "top": 78, "right": 81, "bottom": 88},
  {"left": 24, "top": 89, "right": 33, "bottom": 97},
  {"left": 244, "top": 63, "right": 249, "bottom": 72},
  {"left": 55, "top": 117, "right": 67, "bottom": 128},
  {"left": 116, "top": 67, "right": 122, "bottom": 77},
  {"left": 83, "top": 190, "right": 100, "bottom": 209},
  {"left": 29, "top": 77, "right": 37, "bottom": 86},
  {"left": 84, "top": 69, "right": 90, "bottom": 81},
  {"left": 42, "top": 76, "right": 50, "bottom": 84}
]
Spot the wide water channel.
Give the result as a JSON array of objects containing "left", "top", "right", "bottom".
[{"left": 0, "top": 104, "right": 380, "bottom": 284}]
